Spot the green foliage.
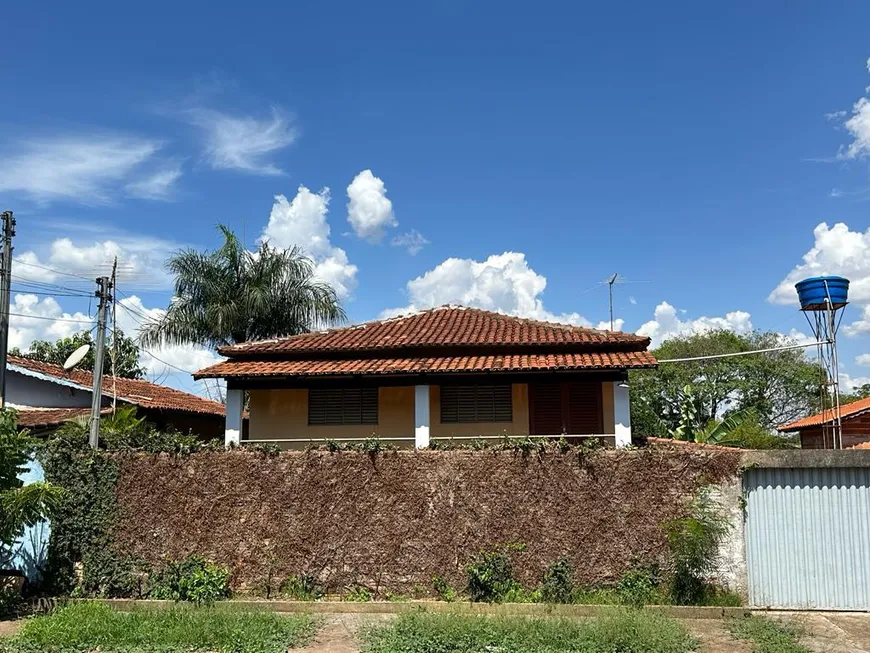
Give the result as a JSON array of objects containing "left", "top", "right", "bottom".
[
  {"left": 139, "top": 224, "right": 345, "bottom": 350},
  {"left": 344, "top": 584, "right": 373, "bottom": 602},
  {"left": 150, "top": 556, "right": 231, "bottom": 605},
  {"left": 616, "top": 564, "right": 662, "bottom": 607},
  {"left": 0, "top": 410, "right": 62, "bottom": 552},
  {"left": 726, "top": 616, "right": 810, "bottom": 653},
  {"left": 10, "top": 329, "right": 145, "bottom": 379},
  {"left": 431, "top": 575, "right": 458, "bottom": 602},
  {"left": 361, "top": 609, "right": 698, "bottom": 653},
  {"left": 666, "top": 488, "right": 730, "bottom": 605},
  {"left": 540, "top": 558, "right": 574, "bottom": 604},
  {"left": 279, "top": 574, "right": 323, "bottom": 601},
  {"left": 631, "top": 330, "right": 821, "bottom": 437},
  {"left": 0, "top": 586, "right": 25, "bottom": 618},
  {"left": 4, "top": 601, "right": 317, "bottom": 653},
  {"left": 465, "top": 544, "right": 525, "bottom": 603}
]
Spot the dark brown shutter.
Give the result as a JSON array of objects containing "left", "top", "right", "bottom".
[
  {"left": 566, "top": 382, "right": 603, "bottom": 435},
  {"left": 308, "top": 388, "right": 378, "bottom": 425},
  {"left": 441, "top": 385, "right": 513, "bottom": 423},
  {"left": 529, "top": 383, "right": 564, "bottom": 435}
]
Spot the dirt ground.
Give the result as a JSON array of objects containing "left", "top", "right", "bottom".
[{"left": 3, "top": 610, "right": 870, "bottom": 652}]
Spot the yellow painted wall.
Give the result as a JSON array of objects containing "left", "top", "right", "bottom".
[
  {"left": 248, "top": 387, "right": 415, "bottom": 448},
  {"left": 601, "top": 381, "right": 615, "bottom": 434},
  {"left": 428, "top": 383, "right": 530, "bottom": 438}
]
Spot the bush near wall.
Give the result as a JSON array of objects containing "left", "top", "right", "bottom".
[{"left": 101, "top": 447, "right": 739, "bottom": 598}]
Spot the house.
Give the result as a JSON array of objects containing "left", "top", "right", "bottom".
[
  {"left": 778, "top": 396, "right": 870, "bottom": 449},
  {"left": 194, "top": 306, "right": 657, "bottom": 449},
  {"left": 6, "top": 354, "right": 227, "bottom": 438}
]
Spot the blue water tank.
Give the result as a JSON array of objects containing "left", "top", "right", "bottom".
[{"left": 795, "top": 276, "right": 849, "bottom": 311}]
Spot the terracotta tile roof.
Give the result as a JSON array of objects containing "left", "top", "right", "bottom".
[
  {"left": 218, "top": 305, "right": 651, "bottom": 357},
  {"left": 7, "top": 355, "right": 225, "bottom": 417},
  {"left": 778, "top": 396, "right": 870, "bottom": 433},
  {"left": 195, "top": 351, "right": 657, "bottom": 379},
  {"left": 15, "top": 407, "right": 93, "bottom": 428},
  {"left": 850, "top": 442, "right": 870, "bottom": 450}
]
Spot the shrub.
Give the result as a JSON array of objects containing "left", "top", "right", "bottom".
[
  {"left": 616, "top": 565, "right": 661, "bottom": 607},
  {"left": 431, "top": 575, "right": 458, "bottom": 602},
  {"left": 279, "top": 574, "right": 323, "bottom": 601},
  {"left": 0, "top": 586, "right": 25, "bottom": 618},
  {"left": 666, "top": 488, "right": 729, "bottom": 605},
  {"left": 541, "top": 558, "right": 574, "bottom": 604},
  {"left": 149, "top": 555, "right": 230, "bottom": 605},
  {"left": 344, "top": 584, "right": 373, "bottom": 602},
  {"left": 466, "top": 544, "right": 525, "bottom": 603}
]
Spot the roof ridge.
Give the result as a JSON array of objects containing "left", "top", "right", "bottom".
[{"left": 778, "top": 394, "right": 870, "bottom": 432}]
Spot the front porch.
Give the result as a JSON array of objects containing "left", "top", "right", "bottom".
[{"left": 224, "top": 374, "right": 633, "bottom": 449}]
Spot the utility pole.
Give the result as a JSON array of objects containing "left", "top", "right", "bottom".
[
  {"left": 89, "top": 276, "right": 112, "bottom": 449},
  {"left": 0, "top": 211, "right": 16, "bottom": 408}
]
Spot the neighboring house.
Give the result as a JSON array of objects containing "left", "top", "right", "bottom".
[
  {"left": 6, "top": 354, "right": 227, "bottom": 438},
  {"left": 778, "top": 396, "right": 870, "bottom": 449},
  {"left": 195, "top": 305, "right": 657, "bottom": 449}
]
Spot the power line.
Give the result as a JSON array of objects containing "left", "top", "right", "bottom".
[
  {"left": 657, "top": 340, "right": 828, "bottom": 364},
  {"left": 8, "top": 312, "right": 95, "bottom": 324},
  {"left": 11, "top": 257, "right": 95, "bottom": 282}
]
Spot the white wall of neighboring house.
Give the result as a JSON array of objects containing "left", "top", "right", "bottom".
[{"left": 5, "top": 368, "right": 105, "bottom": 409}]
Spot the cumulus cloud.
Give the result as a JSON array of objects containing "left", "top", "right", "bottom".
[
  {"left": 844, "top": 305, "right": 870, "bottom": 337},
  {"left": 636, "top": 301, "right": 753, "bottom": 348},
  {"left": 769, "top": 222, "right": 870, "bottom": 307},
  {"left": 381, "top": 252, "right": 589, "bottom": 325},
  {"left": 186, "top": 107, "right": 296, "bottom": 175},
  {"left": 260, "top": 186, "right": 358, "bottom": 299},
  {"left": 0, "top": 133, "right": 163, "bottom": 204},
  {"left": 346, "top": 170, "right": 397, "bottom": 241},
  {"left": 7, "top": 294, "right": 94, "bottom": 351},
  {"left": 840, "top": 372, "right": 870, "bottom": 394},
  {"left": 856, "top": 353, "right": 870, "bottom": 366},
  {"left": 840, "top": 97, "right": 870, "bottom": 160},
  {"left": 390, "top": 230, "right": 429, "bottom": 255}
]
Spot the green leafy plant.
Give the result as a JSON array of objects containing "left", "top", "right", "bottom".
[
  {"left": 0, "top": 585, "right": 25, "bottom": 618},
  {"left": 541, "top": 558, "right": 574, "bottom": 604},
  {"left": 616, "top": 564, "right": 661, "bottom": 607},
  {"left": 465, "top": 544, "right": 525, "bottom": 603},
  {"left": 344, "top": 584, "right": 373, "bottom": 602},
  {"left": 727, "top": 615, "right": 810, "bottom": 653},
  {"left": 149, "top": 555, "right": 230, "bottom": 605},
  {"left": 666, "top": 487, "right": 730, "bottom": 605},
  {"left": 279, "top": 574, "right": 323, "bottom": 601},
  {"left": 431, "top": 575, "right": 458, "bottom": 602}
]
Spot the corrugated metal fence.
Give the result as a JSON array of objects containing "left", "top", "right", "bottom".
[{"left": 744, "top": 467, "right": 870, "bottom": 610}]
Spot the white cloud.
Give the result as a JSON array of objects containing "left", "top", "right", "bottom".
[
  {"left": 260, "top": 186, "right": 358, "bottom": 299},
  {"left": 840, "top": 97, "right": 870, "bottom": 160},
  {"left": 840, "top": 372, "right": 870, "bottom": 394},
  {"left": 0, "top": 133, "right": 162, "bottom": 204},
  {"left": 187, "top": 107, "right": 296, "bottom": 175},
  {"left": 769, "top": 222, "right": 870, "bottom": 308},
  {"left": 8, "top": 294, "right": 94, "bottom": 351},
  {"left": 856, "top": 353, "right": 870, "bottom": 366},
  {"left": 16, "top": 234, "right": 177, "bottom": 291},
  {"left": 390, "top": 230, "right": 429, "bottom": 255},
  {"left": 845, "top": 305, "right": 870, "bottom": 337},
  {"left": 636, "top": 301, "right": 753, "bottom": 348},
  {"left": 125, "top": 163, "right": 183, "bottom": 200},
  {"left": 381, "top": 252, "right": 588, "bottom": 325},
  {"left": 596, "top": 319, "right": 625, "bottom": 332},
  {"left": 346, "top": 170, "right": 397, "bottom": 241}
]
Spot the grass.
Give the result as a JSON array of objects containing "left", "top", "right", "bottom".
[
  {"left": 726, "top": 615, "right": 811, "bottom": 653},
  {"left": 361, "top": 608, "right": 698, "bottom": 653},
  {"left": 0, "top": 601, "right": 317, "bottom": 653}
]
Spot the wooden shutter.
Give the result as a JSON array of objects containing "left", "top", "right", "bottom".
[
  {"left": 529, "top": 383, "right": 564, "bottom": 435},
  {"left": 441, "top": 385, "right": 513, "bottom": 423},
  {"left": 566, "top": 382, "right": 603, "bottom": 435},
  {"left": 308, "top": 388, "right": 378, "bottom": 425}
]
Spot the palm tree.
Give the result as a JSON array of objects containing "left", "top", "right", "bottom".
[{"left": 139, "top": 226, "right": 345, "bottom": 349}]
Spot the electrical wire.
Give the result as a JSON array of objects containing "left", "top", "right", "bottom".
[
  {"left": 11, "top": 257, "right": 96, "bottom": 282},
  {"left": 8, "top": 312, "right": 96, "bottom": 324}
]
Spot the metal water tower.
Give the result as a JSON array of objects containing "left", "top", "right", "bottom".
[{"left": 796, "top": 276, "right": 849, "bottom": 449}]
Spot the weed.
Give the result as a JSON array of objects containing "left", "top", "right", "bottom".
[
  {"left": 465, "top": 544, "right": 525, "bottom": 603},
  {"left": 344, "top": 584, "right": 373, "bottom": 602},
  {"left": 431, "top": 575, "right": 459, "bottom": 602},
  {"left": 727, "top": 615, "right": 810, "bottom": 653},
  {"left": 616, "top": 564, "right": 661, "bottom": 607},
  {"left": 279, "top": 574, "right": 323, "bottom": 601},
  {"left": 149, "top": 555, "right": 230, "bottom": 605},
  {"left": 541, "top": 558, "right": 574, "bottom": 604}
]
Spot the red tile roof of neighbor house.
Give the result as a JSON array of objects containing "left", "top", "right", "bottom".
[
  {"left": 777, "top": 396, "right": 870, "bottom": 433},
  {"left": 196, "top": 306, "right": 656, "bottom": 379},
  {"left": 15, "top": 407, "right": 114, "bottom": 429},
  {"left": 7, "top": 355, "right": 226, "bottom": 417}
]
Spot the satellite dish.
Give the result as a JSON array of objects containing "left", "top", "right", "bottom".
[{"left": 63, "top": 344, "right": 91, "bottom": 370}]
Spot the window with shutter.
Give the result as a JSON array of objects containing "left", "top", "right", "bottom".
[
  {"left": 530, "top": 382, "right": 603, "bottom": 435},
  {"left": 440, "top": 385, "right": 513, "bottom": 423},
  {"left": 308, "top": 388, "right": 378, "bottom": 425}
]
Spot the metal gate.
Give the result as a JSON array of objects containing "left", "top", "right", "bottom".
[{"left": 744, "top": 467, "right": 870, "bottom": 610}]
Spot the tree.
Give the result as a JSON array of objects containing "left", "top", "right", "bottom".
[
  {"left": 139, "top": 225, "right": 345, "bottom": 349},
  {"left": 631, "top": 330, "right": 820, "bottom": 438},
  {"left": 0, "top": 410, "right": 61, "bottom": 553},
  {"left": 10, "top": 330, "right": 144, "bottom": 379}
]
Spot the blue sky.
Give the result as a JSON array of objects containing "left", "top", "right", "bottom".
[{"left": 3, "top": 1, "right": 870, "bottom": 396}]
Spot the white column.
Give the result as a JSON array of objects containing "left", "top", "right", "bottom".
[
  {"left": 613, "top": 381, "right": 632, "bottom": 448},
  {"left": 225, "top": 388, "right": 244, "bottom": 447},
  {"left": 414, "top": 385, "right": 430, "bottom": 449}
]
